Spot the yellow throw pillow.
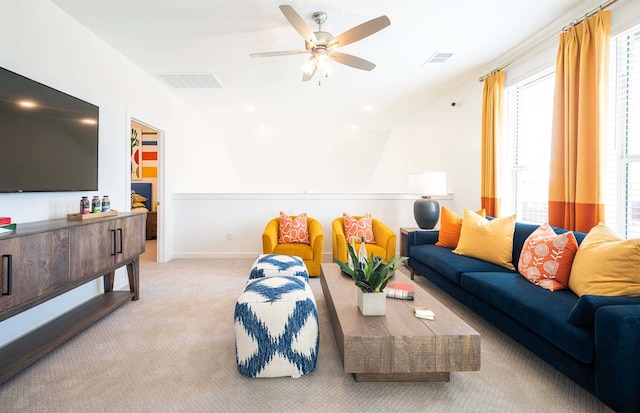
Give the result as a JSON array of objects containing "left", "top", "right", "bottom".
[
  {"left": 453, "top": 210, "right": 516, "bottom": 270},
  {"left": 436, "top": 207, "right": 486, "bottom": 249},
  {"left": 133, "top": 193, "right": 148, "bottom": 203},
  {"left": 568, "top": 223, "right": 640, "bottom": 297}
]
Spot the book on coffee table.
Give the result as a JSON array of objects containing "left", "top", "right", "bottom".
[
  {"left": 413, "top": 306, "right": 435, "bottom": 320},
  {"left": 384, "top": 282, "right": 414, "bottom": 300}
]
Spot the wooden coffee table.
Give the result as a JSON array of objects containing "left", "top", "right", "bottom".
[{"left": 320, "top": 263, "right": 480, "bottom": 382}]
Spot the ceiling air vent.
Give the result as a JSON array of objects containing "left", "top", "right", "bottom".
[
  {"left": 158, "top": 73, "right": 223, "bottom": 89},
  {"left": 421, "top": 52, "right": 454, "bottom": 67}
]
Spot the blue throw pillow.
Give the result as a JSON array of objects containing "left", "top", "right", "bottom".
[{"left": 567, "top": 294, "right": 640, "bottom": 327}]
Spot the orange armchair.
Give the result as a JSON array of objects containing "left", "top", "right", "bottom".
[
  {"left": 262, "top": 215, "right": 324, "bottom": 277},
  {"left": 332, "top": 216, "right": 397, "bottom": 264}
]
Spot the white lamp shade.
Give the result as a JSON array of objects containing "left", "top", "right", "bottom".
[{"left": 409, "top": 172, "right": 447, "bottom": 196}]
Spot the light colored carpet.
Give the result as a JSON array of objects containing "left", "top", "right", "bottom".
[{"left": 0, "top": 243, "right": 603, "bottom": 412}]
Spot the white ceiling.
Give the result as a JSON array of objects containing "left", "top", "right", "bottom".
[{"left": 50, "top": 0, "right": 591, "bottom": 132}]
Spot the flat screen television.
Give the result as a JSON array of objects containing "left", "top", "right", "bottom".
[{"left": 0, "top": 66, "right": 99, "bottom": 193}]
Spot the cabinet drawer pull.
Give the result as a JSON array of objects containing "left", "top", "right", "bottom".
[
  {"left": 117, "top": 228, "right": 123, "bottom": 254},
  {"left": 2, "top": 254, "right": 12, "bottom": 296},
  {"left": 111, "top": 229, "right": 117, "bottom": 256}
]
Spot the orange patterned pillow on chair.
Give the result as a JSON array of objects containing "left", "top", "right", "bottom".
[
  {"left": 278, "top": 212, "right": 310, "bottom": 244},
  {"left": 518, "top": 223, "right": 578, "bottom": 291},
  {"left": 343, "top": 213, "right": 375, "bottom": 244}
]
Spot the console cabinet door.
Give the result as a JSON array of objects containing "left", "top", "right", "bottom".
[
  {"left": 69, "top": 214, "right": 145, "bottom": 281},
  {"left": 114, "top": 214, "right": 145, "bottom": 264},
  {"left": 69, "top": 220, "right": 118, "bottom": 282},
  {"left": 0, "top": 238, "right": 20, "bottom": 312},
  {"left": 0, "top": 230, "right": 70, "bottom": 313}
]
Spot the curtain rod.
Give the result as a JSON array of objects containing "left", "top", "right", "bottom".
[{"left": 478, "top": 0, "right": 620, "bottom": 82}]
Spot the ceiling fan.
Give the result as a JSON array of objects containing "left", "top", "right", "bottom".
[{"left": 250, "top": 5, "right": 391, "bottom": 83}]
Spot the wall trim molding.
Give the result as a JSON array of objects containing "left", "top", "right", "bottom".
[{"left": 173, "top": 192, "right": 453, "bottom": 201}]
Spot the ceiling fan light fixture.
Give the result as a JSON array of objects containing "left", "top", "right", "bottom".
[
  {"left": 252, "top": 6, "right": 390, "bottom": 82},
  {"left": 302, "top": 58, "right": 316, "bottom": 75},
  {"left": 316, "top": 51, "right": 332, "bottom": 76}
]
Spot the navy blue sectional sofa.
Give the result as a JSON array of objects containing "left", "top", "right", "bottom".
[{"left": 407, "top": 221, "right": 640, "bottom": 413}]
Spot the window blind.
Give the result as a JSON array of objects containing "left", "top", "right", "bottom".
[
  {"left": 605, "top": 25, "right": 640, "bottom": 239},
  {"left": 503, "top": 69, "right": 555, "bottom": 222}
]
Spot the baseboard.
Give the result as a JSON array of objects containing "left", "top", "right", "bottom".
[
  {"left": 170, "top": 252, "right": 336, "bottom": 260},
  {"left": 171, "top": 252, "right": 261, "bottom": 259}
]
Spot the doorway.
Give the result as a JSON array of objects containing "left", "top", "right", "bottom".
[{"left": 130, "top": 119, "right": 162, "bottom": 262}]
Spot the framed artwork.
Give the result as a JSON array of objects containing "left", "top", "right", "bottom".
[
  {"left": 131, "top": 126, "right": 142, "bottom": 181},
  {"left": 141, "top": 131, "right": 158, "bottom": 178}
]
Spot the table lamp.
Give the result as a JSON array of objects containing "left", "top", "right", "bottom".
[{"left": 409, "top": 171, "right": 447, "bottom": 229}]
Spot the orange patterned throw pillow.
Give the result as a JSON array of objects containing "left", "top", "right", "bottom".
[
  {"left": 278, "top": 212, "right": 310, "bottom": 244},
  {"left": 343, "top": 213, "right": 375, "bottom": 244},
  {"left": 518, "top": 223, "right": 578, "bottom": 291}
]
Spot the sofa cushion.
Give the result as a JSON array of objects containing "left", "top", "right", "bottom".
[
  {"left": 359, "top": 243, "right": 387, "bottom": 261},
  {"left": 460, "top": 271, "right": 593, "bottom": 364},
  {"left": 410, "top": 244, "right": 513, "bottom": 285},
  {"left": 510, "top": 221, "right": 541, "bottom": 267},
  {"left": 551, "top": 225, "right": 588, "bottom": 245},
  {"left": 569, "top": 223, "right": 640, "bottom": 297},
  {"left": 567, "top": 294, "right": 640, "bottom": 327},
  {"left": 454, "top": 211, "right": 516, "bottom": 270},
  {"left": 273, "top": 243, "right": 313, "bottom": 260}
]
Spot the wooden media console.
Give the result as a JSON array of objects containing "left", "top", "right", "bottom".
[{"left": 0, "top": 212, "right": 145, "bottom": 384}]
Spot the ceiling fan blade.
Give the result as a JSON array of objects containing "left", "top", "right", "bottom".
[
  {"left": 302, "top": 64, "right": 317, "bottom": 82},
  {"left": 279, "top": 5, "right": 318, "bottom": 46},
  {"left": 328, "top": 15, "right": 390, "bottom": 49},
  {"left": 330, "top": 52, "right": 376, "bottom": 71},
  {"left": 250, "top": 50, "right": 308, "bottom": 58}
]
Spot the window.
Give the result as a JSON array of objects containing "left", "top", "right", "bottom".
[
  {"left": 605, "top": 24, "right": 640, "bottom": 239},
  {"left": 502, "top": 69, "right": 555, "bottom": 222}
]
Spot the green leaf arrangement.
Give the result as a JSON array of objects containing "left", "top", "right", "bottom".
[{"left": 334, "top": 242, "right": 408, "bottom": 293}]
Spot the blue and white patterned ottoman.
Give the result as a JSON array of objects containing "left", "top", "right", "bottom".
[
  {"left": 234, "top": 276, "right": 319, "bottom": 378},
  {"left": 249, "top": 254, "right": 309, "bottom": 281}
]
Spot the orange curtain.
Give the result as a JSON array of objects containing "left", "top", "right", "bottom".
[
  {"left": 481, "top": 71, "right": 505, "bottom": 217},
  {"left": 548, "top": 11, "right": 610, "bottom": 232}
]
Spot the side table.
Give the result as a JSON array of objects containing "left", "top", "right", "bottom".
[
  {"left": 400, "top": 227, "right": 421, "bottom": 279},
  {"left": 399, "top": 227, "right": 421, "bottom": 257}
]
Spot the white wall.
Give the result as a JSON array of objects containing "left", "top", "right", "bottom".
[
  {"left": 172, "top": 193, "right": 454, "bottom": 259},
  {"left": 369, "top": 77, "right": 484, "bottom": 214},
  {"left": 195, "top": 127, "right": 392, "bottom": 194},
  {"left": 0, "top": 0, "right": 235, "bottom": 347}
]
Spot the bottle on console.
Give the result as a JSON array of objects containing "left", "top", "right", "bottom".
[
  {"left": 91, "top": 196, "right": 101, "bottom": 213},
  {"left": 101, "top": 195, "right": 110, "bottom": 212},
  {"left": 80, "top": 197, "right": 90, "bottom": 214}
]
